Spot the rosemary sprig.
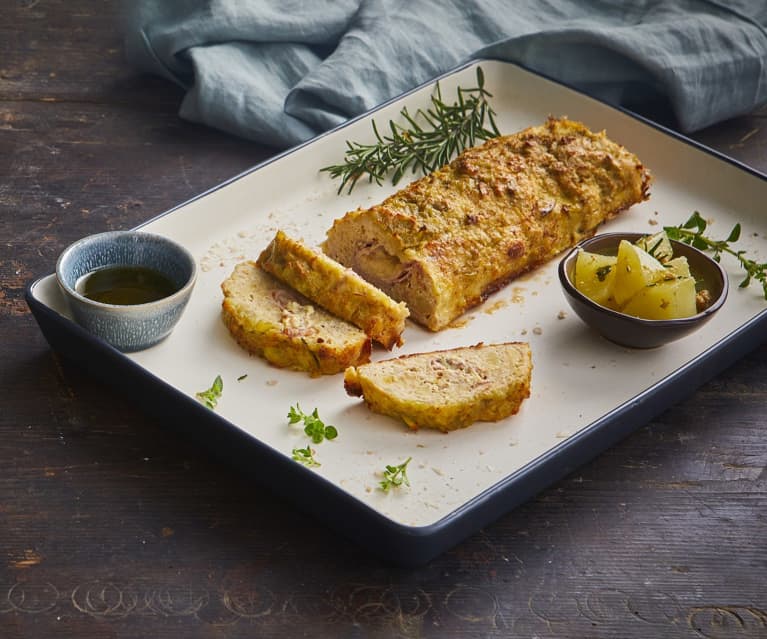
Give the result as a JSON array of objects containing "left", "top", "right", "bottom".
[
  {"left": 664, "top": 211, "right": 767, "bottom": 299},
  {"left": 379, "top": 457, "right": 412, "bottom": 492},
  {"left": 321, "top": 67, "right": 500, "bottom": 194}
]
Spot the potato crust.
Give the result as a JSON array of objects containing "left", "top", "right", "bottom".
[{"left": 324, "top": 117, "right": 651, "bottom": 331}]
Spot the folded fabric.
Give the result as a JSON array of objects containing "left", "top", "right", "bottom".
[{"left": 122, "top": 0, "right": 767, "bottom": 149}]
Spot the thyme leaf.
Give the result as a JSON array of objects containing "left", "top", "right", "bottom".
[
  {"left": 292, "top": 446, "right": 320, "bottom": 467},
  {"left": 196, "top": 374, "right": 223, "bottom": 410},
  {"left": 596, "top": 265, "right": 612, "bottom": 282},
  {"left": 321, "top": 67, "right": 500, "bottom": 194}
]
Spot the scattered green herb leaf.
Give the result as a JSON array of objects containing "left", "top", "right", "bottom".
[
  {"left": 665, "top": 211, "right": 767, "bottom": 299},
  {"left": 596, "top": 265, "right": 612, "bottom": 282},
  {"left": 292, "top": 446, "right": 320, "bottom": 467},
  {"left": 288, "top": 404, "right": 338, "bottom": 444},
  {"left": 646, "top": 237, "right": 665, "bottom": 259},
  {"left": 321, "top": 67, "right": 500, "bottom": 194},
  {"left": 196, "top": 374, "right": 223, "bottom": 409},
  {"left": 237, "top": 374, "right": 248, "bottom": 381},
  {"left": 380, "top": 457, "right": 412, "bottom": 492}
]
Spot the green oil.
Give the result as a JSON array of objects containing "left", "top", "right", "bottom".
[{"left": 77, "top": 265, "right": 178, "bottom": 305}]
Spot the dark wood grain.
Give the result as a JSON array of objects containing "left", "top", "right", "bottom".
[{"left": 2, "top": 2, "right": 766, "bottom": 637}]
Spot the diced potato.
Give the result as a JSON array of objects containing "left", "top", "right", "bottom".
[
  {"left": 574, "top": 250, "right": 617, "bottom": 306},
  {"left": 572, "top": 235, "right": 700, "bottom": 321},
  {"left": 611, "top": 240, "right": 668, "bottom": 306},
  {"left": 635, "top": 230, "right": 674, "bottom": 263},
  {"left": 664, "top": 256, "right": 691, "bottom": 279},
  {"left": 620, "top": 276, "right": 698, "bottom": 320}
]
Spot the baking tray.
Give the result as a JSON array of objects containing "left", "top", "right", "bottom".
[{"left": 26, "top": 60, "right": 767, "bottom": 566}]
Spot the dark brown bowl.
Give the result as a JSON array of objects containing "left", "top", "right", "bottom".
[{"left": 558, "top": 232, "right": 728, "bottom": 348}]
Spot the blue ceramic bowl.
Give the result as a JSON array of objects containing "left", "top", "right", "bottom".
[
  {"left": 56, "top": 230, "right": 197, "bottom": 352},
  {"left": 559, "top": 232, "right": 728, "bottom": 348}
]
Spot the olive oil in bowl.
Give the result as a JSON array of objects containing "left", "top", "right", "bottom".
[
  {"left": 57, "top": 230, "right": 197, "bottom": 351},
  {"left": 77, "top": 265, "right": 179, "bottom": 305}
]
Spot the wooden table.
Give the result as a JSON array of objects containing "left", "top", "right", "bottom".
[{"left": 3, "top": 3, "right": 766, "bottom": 637}]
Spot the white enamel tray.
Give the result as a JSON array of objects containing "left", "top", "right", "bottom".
[{"left": 27, "top": 60, "right": 767, "bottom": 565}]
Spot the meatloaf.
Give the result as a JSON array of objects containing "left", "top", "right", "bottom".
[{"left": 323, "top": 117, "right": 651, "bottom": 331}]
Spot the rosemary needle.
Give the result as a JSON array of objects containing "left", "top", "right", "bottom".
[{"left": 321, "top": 67, "right": 500, "bottom": 194}]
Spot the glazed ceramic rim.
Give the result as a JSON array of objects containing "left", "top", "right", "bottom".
[
  {"left": 558, "top": 231, "right": 729, "bottom": 327},
  {"left": 55, "top": 230, "right": 198, "bottom": 309}
]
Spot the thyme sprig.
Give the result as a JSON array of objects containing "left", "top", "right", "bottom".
[
  {"left": 379, "top": 457, "right": 412, "bottom": 492},
  {"left": 664, "top": 211, "right": 767, "bottom": 299},
  {"left": 288, "top": 404, "right": 338, "bottom": 444},
  {"left": 321, "top": 67, "right": 500, "bottom": 194}
]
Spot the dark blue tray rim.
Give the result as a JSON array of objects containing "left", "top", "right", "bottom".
[{"left": 25, "top": 58, "right": 767, "bottom": 566}]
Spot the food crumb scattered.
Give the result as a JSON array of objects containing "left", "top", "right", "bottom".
[
  {"left": 648, "top": 217, "right": 658, "bottom": 226},
  {"left": 449, "top": 317, "right": 471, "bottom": 329},
  {"left": 432, "top": 467, "right": 444, "bottom": 476},
  {"left": 265, "top": 379, "right": 278, "bottom": 386},
  {"left": 556, "top": 430, "right": 572, "bottom": 438},
  {"left": 532, "top": 326, "right": 543, "bottom": 335},
  {"left": 483, "top": 299, "right": 507, "bottom": 315},
  {"left": 557, "top": 310, "right": 567, "bottom": 320}
]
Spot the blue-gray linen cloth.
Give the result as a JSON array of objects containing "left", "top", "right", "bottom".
[{"left": 123, "top": 1, "right": 767, "bottom": 148}]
